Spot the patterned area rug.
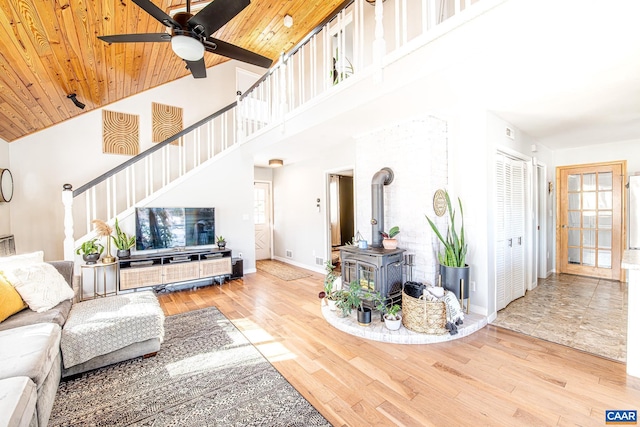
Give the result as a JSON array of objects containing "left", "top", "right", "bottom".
[
  {"left": 256, "top": 260, "right": 312, "bottom": 281},
  {"left": 49, "top": 307, "right": 330, "bottom": 427}
]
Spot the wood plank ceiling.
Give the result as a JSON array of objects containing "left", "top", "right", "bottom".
[{"left": 0, "top": 0, "right": 345, "bottom": 142}]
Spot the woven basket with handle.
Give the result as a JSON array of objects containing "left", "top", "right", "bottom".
[{"left": 401, "top": 289, "right": 448, "bottom": 335}]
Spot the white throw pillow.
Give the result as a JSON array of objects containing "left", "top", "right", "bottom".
[
  {"left": 0, "top": 251, "right": 44, "bottom": 272},
  {"left": 8, "top": 262, "right": 74, "bottom": 312}
]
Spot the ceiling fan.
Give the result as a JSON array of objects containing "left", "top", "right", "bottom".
[{"left": 98, "top": 0, "right": 273, "bottom": 78}]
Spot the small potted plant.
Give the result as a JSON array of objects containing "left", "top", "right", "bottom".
[
  {"left": 319, "top": 260, "right": 340, "bottom": 310},
  {"left": 76, "top": 238, "right": 104, "bottom": 264},
  {"left": 341, "top": 281, "right": 382, "bottom": 326},
  {"left": 216, "top": 235, "right": 226, "bottom": 249},
  {"left": 379, "top": 303, "right": 402, "bottom": 331},
  {"left": 334, "top": 289, "right": 352, "bottom": 318},
  {"left": 380, "top": 226, "right": 400, "bottom": 249},
  {"left": 111, "top": 217, "right": 135, "bottom": 258}
]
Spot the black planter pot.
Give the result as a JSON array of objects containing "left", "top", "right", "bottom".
[
  {"left": 357, "top": 307, "right": 372, "bottom": 326},
  {"left": 440, "top": 264, "right": 470, "bottom": 300},
  {"left": 116, "top": 249, "right": 131, "bottom": 259},
  {"left": 82, "top": 253, "right": 100, "bottom": 264}
]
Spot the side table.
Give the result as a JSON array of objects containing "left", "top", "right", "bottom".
[{"left": 80, "top": 262, "right": 118, "bottom": 300}]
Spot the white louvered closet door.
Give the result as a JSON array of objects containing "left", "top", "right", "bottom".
[
  {"left": 496, "top": 153, "right": 527, "bottom": 311},
  {"left": 496, "top": 154, "right": 507, "bottom": 310},
  {"left": 510, "top": 160, "right": 526, "bottom": 301}
]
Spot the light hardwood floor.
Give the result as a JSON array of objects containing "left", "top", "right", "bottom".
[{"left": 157, "top": 270, "right": 640, "bottom": 426}]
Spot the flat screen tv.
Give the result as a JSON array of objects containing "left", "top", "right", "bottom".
[{"left": 135, "top": 207, "right": 215, "bottom": 251}]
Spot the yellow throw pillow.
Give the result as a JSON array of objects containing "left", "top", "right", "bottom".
[{"left": 0, "top": 272, "right": 27, "bottom": 322}]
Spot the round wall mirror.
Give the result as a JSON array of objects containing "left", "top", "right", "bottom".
[{"left": 0, "top": 169, "right": 14, "bottom": 203}]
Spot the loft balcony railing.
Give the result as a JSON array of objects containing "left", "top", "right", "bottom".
[{"left": 63, "top": 0, "right": 482, "bottom": 260}]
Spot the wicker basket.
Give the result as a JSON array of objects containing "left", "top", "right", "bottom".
[{"left": 402, "top": 290, "right": 448, "bottom": 335}]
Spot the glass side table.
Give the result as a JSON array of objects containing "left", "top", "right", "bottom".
[{"left": 80, "top": 262, "right": 118, "bottom": 301}]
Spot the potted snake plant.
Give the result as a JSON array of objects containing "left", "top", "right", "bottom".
[
  {"left": 425, "top": 190, "right": 469, "bottom": 304},
  {"left": 111, "top": 218, "right": 135, "bottom": 258}
]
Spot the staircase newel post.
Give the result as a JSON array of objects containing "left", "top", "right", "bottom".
[
  {"left": 62, "top": 184, "right": 75, "bottom": 261},
  {"left": 373, "top": 0, "right": 386, "bottom": 83}
]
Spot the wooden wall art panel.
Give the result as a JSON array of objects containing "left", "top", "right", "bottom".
[
  {"left": 152, "top": 103, "right": 183, "bottom": 144},
  {"left": 102, "top": 110, "right": 139, "bottom": 156}
]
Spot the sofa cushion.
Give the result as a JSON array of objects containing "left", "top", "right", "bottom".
[
  {"left": 8, "top": 263, "right": 74, "bottom": 313},
  {"left": 0, "top": 299, "right": 72, "bottom": 332},
  {"left": 0, "top": 323, "right": 61, "bottom": 388},
  {"left": 0, "top": 251, "right": 44, "bottom": 271},
  {"left": 0, "top": 376, "right": 37, "bottom": 427},
  {"left": 0, "top": 273, "right": 27, "bottom": 322}
]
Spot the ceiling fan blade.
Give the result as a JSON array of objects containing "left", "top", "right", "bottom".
[
  {"left": 98, "top": 33, "right": 171, "bottom": 44},
  {"left": 185, "top": 58, "right": 207, "bottom": 78},
  {"left": 188, "top": 0, "right": 250, "bottom": 38},
  {"left": 132, "top": 0, "right": 181, "bottom": 28},
  {"left": 205, "top": 37, "right": 272, "bottom": 68}
]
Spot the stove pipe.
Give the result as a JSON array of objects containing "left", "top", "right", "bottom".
[{"left": 371, "top": 167, "right": 394, "bottom": 248}]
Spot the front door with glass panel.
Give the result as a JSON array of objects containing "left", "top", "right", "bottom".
[{"left": 558, "top": 161, "right": 625, "bottom": 280}]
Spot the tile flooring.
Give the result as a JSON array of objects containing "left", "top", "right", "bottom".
[{"left": 491, "top": 274, "right": 628, "bottom": 362}]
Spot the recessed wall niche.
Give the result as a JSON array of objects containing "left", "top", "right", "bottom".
[
  {"left": 102, "top": 110, "right": 140, "bottom": 156},
  {"left": 152, "top": 102, "right": 183, "bottom": 145}
]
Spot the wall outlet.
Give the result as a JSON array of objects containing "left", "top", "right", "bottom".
[
  {"left": 471, "top": 281, "right": 476, "bottom": 292},
  {"left": 286, "top": 250, "right": 293, "bottom": 258},
  {"left": 238, "top": 252, "right": 243, "bottom": 258}
]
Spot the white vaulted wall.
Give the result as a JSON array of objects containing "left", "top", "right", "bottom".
[
  {"left": 271, "top": 143, "right": 356, "bottom": 271},
  {"left": 7, "top": 61, "right": 264, "bottom": 259}
]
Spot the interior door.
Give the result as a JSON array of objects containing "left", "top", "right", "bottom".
[
  {"left": 557, "top": 161, "right": 625, "bottom": 280},
  {"left": 254, "top": 181, "right": 272, "bottom": 260}
]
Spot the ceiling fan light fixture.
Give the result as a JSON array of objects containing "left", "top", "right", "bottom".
[{"left": 171, "top": 35, "right": 205, "bottom": 61}]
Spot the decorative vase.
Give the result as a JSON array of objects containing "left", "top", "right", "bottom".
[
  {"left": 83, "top": 253, "right": 100, "bottom": 264},
  {"left": 357, "top": 307, "right": 372, "bottom": 326},
  {"left": 382, "top": 238, "right": 397, "bottom": 249},
  {"left": 117, "top": 249, "right": 131, "bottom": 259},
  {"left": 384, "top": 315, "right": 402, "bottom": 331},
  {"left": 327, "top": 299, "right": 337, "bottom": 311},
  {"left": 102, "top": 239, "right": 116, "bottom": 264},
  {"left": 439, "top": 264, "right": 470, "bottom": 300},
  {"left": 217, "top": 242, "right": 226, "bottom": 249}
]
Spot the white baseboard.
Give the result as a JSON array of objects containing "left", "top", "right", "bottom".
[{"left": 272, "top": 256, "right": 325, "bottom": 275}]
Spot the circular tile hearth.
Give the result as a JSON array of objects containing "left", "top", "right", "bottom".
[{"left": 321, "top": 304, "right": 488, "bottom": 344}]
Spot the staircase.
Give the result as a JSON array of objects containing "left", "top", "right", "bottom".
[{"left": 63, "top": 0, "right": 487, "bottom": 260}]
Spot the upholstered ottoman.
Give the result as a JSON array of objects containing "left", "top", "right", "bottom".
[{"left": 60, "top": 291, "right": 165, "bottom": 377}]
